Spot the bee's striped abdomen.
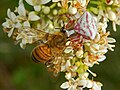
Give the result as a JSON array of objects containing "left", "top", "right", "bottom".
[{"left": 32, "top": 44, "right": 53, "bottom": 64}]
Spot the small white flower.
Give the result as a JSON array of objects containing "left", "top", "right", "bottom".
[
  {"left": 92, "top": 82, "right": 102, "bottom": 90},
  {"left": 2, "top": 19, "right": 12, "bottom": 28},
  {"left": 98, "top": 22, "right": 108, "bottom": 33},
  {"left": 25, "top": 0, "right": 50, "bottom": 11},
  {"left": 60, "top": 78, "right": 78, "bottom": 90},
  {"left": 15, "top": 28, "right": 36, "bottom": 49},
  {"left": 16, "top": 0, "right": 40, "bottom": 27},
  {"left": 61, "top": 60, "right": 71, "bottom": 71},
  {"left": 78, "top": 79, "right": 92, "bottom": 88},
  {"left": 2, "top": 9, "right": 20, "bottom": 37},
  {"left": 78, "top": 79, "right": 102, "bottom": 90}
]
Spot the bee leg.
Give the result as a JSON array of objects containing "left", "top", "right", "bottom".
[
  {"left": 38, "top": 40, "right": 45, "bottom": 44},
  {"left": 45, "top": 57, "right": 54, "bottom": 67}
]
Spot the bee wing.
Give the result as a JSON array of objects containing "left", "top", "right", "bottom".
[
  {"left": 46, "top": 67, "right": 60, "bottom": 82},
  {"left": 33, "top": 28, "right": 56, "bottom": 45}
]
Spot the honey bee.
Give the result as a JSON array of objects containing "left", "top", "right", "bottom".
[
  {"left": 31, "top": 19, "right": 77, "bottom": 76},
  {"left": 31, "top": 16, "right": 77, "bottom": 66},
  {"left": 31, "top": 32, "right": 67, "bottom": 65}
]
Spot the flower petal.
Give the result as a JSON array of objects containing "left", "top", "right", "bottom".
[
  {"left": 97, "top": 55, "right": 106, "bottom": 62},
  {"left": 68, "top": 86, "right": 75, "bottom": 90},
  {"left": 20, "top": 43, "right": 26, "bottom": 49},
  {"left": 40, "top": 0, "right": 51, "bottom": 4},
  {"left": 79, "top": 72, "right": 89, "bottom": 79},
  {"left": 52, "top": 0, "right": 61, "bottom": 2},
  {"left": 2, "top": 19, "right": 11, "bottom": 28},
  {"left": 65, "top": 60, "right": 71, "bottom": 68},
  {"left": 8, "top": 27, "right": 14, "bottom": 37},
  {"left": 60, "top": 82, "right": 69, "bottom": 89},
  {"left": 64, "top": 46, "right": 73, "bottom": 53},
  {"left": 27, "top": 36, "right": 33, "bottom": 43},
  {"left": 92, "top": 82, "right": 102, "bottom": 90},
  {"left": 25, "top": 0, "right": 34, "bottom": 5},
  {"left": 65, "top": 73, "right": 72, "bottom": 80},
  {"left": 28, "top": 11, "right": 40, "bottom": 21},
  {"left": 23, "top": 21, "right": 30, "bottom": 27},
  {"left": 34, "top": 5, "right": 41, "bottom": 12},
  {"left": 107, "top": 44, "right": 115, "bottom": 51},
  {"left": 25, "top": 0, "right": 50, "bottom": 6},
  {"left": 15, "top": 22, "right": 22, "bottom": 28},
  {"left": 18, "top": 0, "right": 26, "bottom": 16},
  {"left": 78, "top": 80, "right": 87, "bottom": 87},
  {"left": 16, "top": 33, "right": 22, "bottom": 40},
  {"left": 86, "top": 80, "right": 93, "bottom": 88},
  {"left": 107, "top": 37, "right": 116, "bottom": 43},
  {"left": 7, "top": 9, "right": 17, "bottom": 22}
]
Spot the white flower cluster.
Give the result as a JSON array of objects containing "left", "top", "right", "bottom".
[
  {"left": 90, "top": 0, "right": 120, "bottom": 31},
  {"left": 2, "top": 0, "right": 42, "bottom": 48},
  {"left": 60, "top": 21, "right": 116, "bottom": 90},
  {"left": 2, "top": 0, "right": 120, "bottom": 90}
]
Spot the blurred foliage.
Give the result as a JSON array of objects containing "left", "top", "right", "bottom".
[{"left": 0, "top": 0, "right": 120, "bottom": 90}]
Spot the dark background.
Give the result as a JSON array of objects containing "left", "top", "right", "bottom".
[{"left": 0, "top": 0, "right": 120, "bottom": 90}]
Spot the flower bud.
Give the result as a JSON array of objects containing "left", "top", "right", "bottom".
[
  {"left": 42, "top": 6, "right": 50, "bottom": 14},
  {"left": 52, "top": 9, "right": 58, "bottom": 15},
  {"left": 68, "top": 7, "right": 77, "bottom": 15}
]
